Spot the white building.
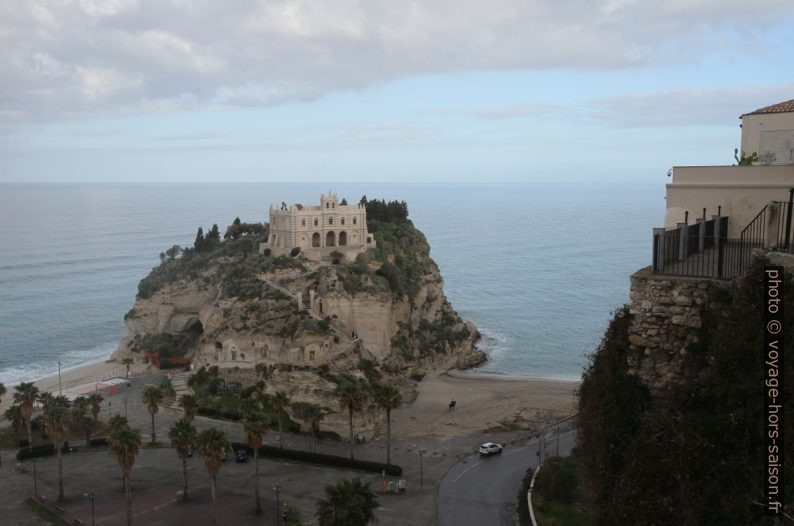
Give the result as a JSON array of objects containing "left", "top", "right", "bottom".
[{"left": 259, "top": 193, "right": 376, "bottom": 261}]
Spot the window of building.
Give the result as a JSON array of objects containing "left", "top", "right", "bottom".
[
  {"left": 353, "top": 217, "right": 357, "bottom": 225},
  {"left": 309, "top": 350, "right": 316, "bottom": 361},
  {"left": 367, "top": 236, "right": 372, "bottom": 244},
  {"left": 332, "top": 202, "right": 335, "bottom": 208},
  {"left": 231, "top": 351, "right": 237, "bottom": 361},
  {"left": 301, "top": 218, "right": 306, "bottom": 226},
  {"left": 326, "top": 202, "right": 329, "bottom": 209},
  {"left": 314, "top": 218, "right": 318, "bottom": 226},
  {"left": 341, "top": 217, "right": 345, "bottom": 225},
  {"left": 329, "top": 217, "right": 333, "bottom": 225}
]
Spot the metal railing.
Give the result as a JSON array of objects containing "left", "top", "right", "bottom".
[
  {"left": 739, "top": 199, "right": 794, "bottom": 253},
  {"left": 653, "top": 233, "right": 751, "bottom": 280},
  {"left": 652, "top": 189, "right": 794, "bottom": 279}
]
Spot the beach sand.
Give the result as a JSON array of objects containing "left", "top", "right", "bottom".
[
  {"left": 1, "top": 359, "right": 579, "bottom": 441},
  {"left": 0, "top": 359, "right": 143, "bottom": 414},
  {"left": 390, "top": 370, "right": 579, "bottom": 438}
]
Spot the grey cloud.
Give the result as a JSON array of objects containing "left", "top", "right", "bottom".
[{"left": 1, "top": 0, "right": 793, "bottom": 122}]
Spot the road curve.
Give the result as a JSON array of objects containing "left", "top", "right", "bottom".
[{"left": 436, "top": 431, "right": 576, "bottom": 526}]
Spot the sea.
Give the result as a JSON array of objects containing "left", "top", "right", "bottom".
[{"left": 0, "top": 183, "right": 664, "bottom": 385}]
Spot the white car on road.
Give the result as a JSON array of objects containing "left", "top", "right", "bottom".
[{"left": 478, "top": 443, "right": 504, "bottom": 456}]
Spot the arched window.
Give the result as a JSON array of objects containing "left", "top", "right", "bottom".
[
  {"left": 326, "top": 202, "right": 329, "bottom": 209},
  {"left": 341, "top": 217, "right": 345, "bottom": 225},
  {"left": 301, "top": 218, "right": 306, "bottom": 226},
  {"left": 353, "top": 217, "right": 357, "bottom": 225},
  {"left": 328, "top": 217, "right": 333, "bottom": 225},
  {"left": 339, "top": 231, "right": 347, "bottom": 246},
  {"left": 312, "top": 232, "right": 321, "bottom": 247},
  {"left": 314, "top": 218, "right": 318, "bottom": 226},
  {"left": 309, "top": 350, "right": 316, "bottom": 361},
  {"left": 326, "top": 231, "right": 336, "bottom": 247}
]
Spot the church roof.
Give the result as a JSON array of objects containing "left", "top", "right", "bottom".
[{"left": 742, "top": 98, "right": 794, "bottom": 117}]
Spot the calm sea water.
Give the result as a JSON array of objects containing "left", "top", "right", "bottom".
[{"left": 0, "top": 183, "right": 664, "bottom": 384}]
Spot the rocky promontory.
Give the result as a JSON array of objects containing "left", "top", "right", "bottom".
[{"left": 112, "top": 199, "right": 482, "bottom": 435}]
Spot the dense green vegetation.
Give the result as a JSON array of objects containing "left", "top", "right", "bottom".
[
  {"left": 137, "top": 218, "right": 306, "bottom": 299},
  {"left": 577, "top": 260, "right": 794, "bottom": 525},
  {"left": 532, "top": 456, "right": 588, "bottom": 526}
]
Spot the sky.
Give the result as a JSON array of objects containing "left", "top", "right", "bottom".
[{"left": 1, "top": 0, "right": 793, "bottom": 184}]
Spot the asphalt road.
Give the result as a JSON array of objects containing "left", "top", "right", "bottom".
[{"left": 436, "top": 430, "right": 576, "bottom": 526}]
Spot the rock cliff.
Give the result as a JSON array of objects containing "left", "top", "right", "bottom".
[{"left": 112, "top": 208, "right": 483, "bottom": 435}]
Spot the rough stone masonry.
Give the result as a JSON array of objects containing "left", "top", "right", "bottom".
[{"left": 627, "top": 267, "right": 712, "bottom": 391}]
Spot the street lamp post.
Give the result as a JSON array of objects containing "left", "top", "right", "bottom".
[
  {"left": 58, "top": 361, "right": 62, "bottom": 396},
  {"left": 84, "top": 492, "right": 95, "bottom": 526},
  {"left": 274, "top": 484, "right": 281, "bottom": 526},
  {"left": 33, "top": 461, "right": 38, "bottom": 498}
]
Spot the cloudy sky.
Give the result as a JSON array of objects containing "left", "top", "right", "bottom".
[{"left": 1, "top": 0, "right": 793, "bottom": 183}]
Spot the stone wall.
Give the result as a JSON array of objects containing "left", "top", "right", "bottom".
[{"left": 627, "top": 267, "right": 713, "bottom": 390}]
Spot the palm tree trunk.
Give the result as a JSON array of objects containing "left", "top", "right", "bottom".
[
  {"left": 348, "top": 407, "right": 354, "bottom": 460},
  {"left": 125, "top": 474, "right": 132, "bottom": 526},
  {"left": 26, "top": 419, "right": 33, "bottom": 449},
  {"left": 386, "top": 408, "right": 392, "bottom": 466},
  {"left": 211, "top": 478, "right": 218, "bottom": 526},
  {"left": 311, "top": 428, "right": 316, "bottom": 454},
  {"left": 254, "top": 449, "right": 261, "bottom": 514},
  {"left": 57, "top": 447, "right": 65, "bottom": 502},
  {"left": 150, "top": 412, "right": 156, "bottom": 444},
  {"left": 182, "top": 456, "right": 188, "bottom": 500}
]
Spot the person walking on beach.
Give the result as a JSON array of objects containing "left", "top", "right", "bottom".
[{"left": 449, "top": 399, "right": 456, "bottom": 412}]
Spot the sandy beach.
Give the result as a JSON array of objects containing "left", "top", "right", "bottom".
[
  {"left": 390, "top": 370, "right": 579, "bottom": 438},
  {"left": 0, "top": 359, "right": 136, "bottom": 414},
  {"left": 1, "top": 358, "right": 579, "bottom": 441}
]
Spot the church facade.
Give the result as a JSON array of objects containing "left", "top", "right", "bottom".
[{"left": 259, "top": 193, "right": 376, "bottom": 261}]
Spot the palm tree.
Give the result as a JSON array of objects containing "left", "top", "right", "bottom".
[
  {"left": 293, "top": 402, "right": 326, "bottom": 453},
  {"left": 73, "top": 395, "right": 89, "bottom": 413},
  {"left": 71, "top": 406, "right": 97, "bottom": 446},
  {"left": 13, "top": 382, "right": 40, "bottom": 448},
  {"left": 272, "top": 390, "right": 290, "bottom": 449},
  {"left": 38, "top": 391, "right": 55, "bottom": 410},
  {"left": 243, "top": 409, "right": 269, "bottom": 514},
  {"left": 373, "top": 383, "right": 402, "bottom": 466},
  {"left": 179, "top": 394, "right": 199, "bottom": 423},
  {"left": 43, "top": 397, "right": 71, "bottom": 502},
  {"left": 316, "top": 478, "right": 379, "bottom": 526},
  {"left": 5, "top": 405, "right": 24, "bottom": 441},
  {"left": 168, "top": 419, "right": 197, "bottom": 501},
  {"left": 142, "top": 386, "right": 164, "bottom": 444},
  {"left": 108, "top": 414, "right": 129, "bottom": 433},
  {"left": 196, "top": 428, "right": 231, "bottom": 526},
  {"left": 109, "top": 424, "right": 142, "bottom": 526},
  {"left": 122, "top": 357, "right": 134, "bottom": 378},
  {"left": 87, "top": 393, "right": 104, "bottom": 421},
  {"left": 335, "top": 382, "right": 365, "bottom": 459}
]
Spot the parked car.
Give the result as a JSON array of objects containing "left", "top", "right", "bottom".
[
  {"left": 478, "top": 443, "right": 504, "bottom": 456},
  {"left": 235, "top": 450, "right": 248, "bottom": 463}
]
